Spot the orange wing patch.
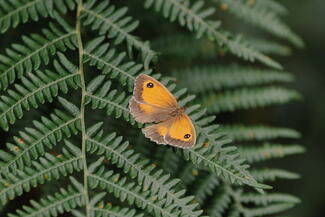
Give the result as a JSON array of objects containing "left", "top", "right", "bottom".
[
  {"left": 156, "top": 125, "right": 168, "bottom": 136},
  {"left": 134, "top": 74, "right": 178, "bottom": 109},
  {"left": 139, "top": 104, "right": 154, "bottom": 114},
  {"left": 165, "top": 114, "right": 196, "bottom": 148}
]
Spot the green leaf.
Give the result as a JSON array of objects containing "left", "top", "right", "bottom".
[
  {"left": 7, "top": 185, "right": 84, "bottom": 217},
  {"left": 0, "top": 110, "right": 80, "bottom": 174},
  {"left": 0, "top": 142, "right": 82, "bottom": 204},
  {"left": 0, "top": 22, "right": 77, "bottom": 90},
  {"left": 82, "top": 0, "right": 156, "bottom": 68},
  {"left": 239, "top": 143, "right": 305, "bottom": 163}
]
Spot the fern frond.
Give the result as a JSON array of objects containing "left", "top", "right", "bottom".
[
  {"left": 153, "top": 34, "right": 217, "bottom": 59},
  {"left": 212, "top": 0, "right": 303, "bottom": 47},
  {"left": 88, "top": 166, "right": 184, "bottom": 217},
  {"left": 253, "top": 0, "right": 288, "bottom": 15},
  {"left": 86, "top": 193, "right": 144, "bottom": 217},
  {"left": 90, "top": 202, "right": 144, "bottom": 217},
  {"left": 0, "top": 0, "right": 76, "bottom": 33},
  {"left": 178, "top": 108, "right": 268, "bottom": 189},
  {"left": 85, "top": 76, "right": 136, "bottom": 125},
  {"left": 158, "top": 149, "right": 181, "bottom": 175},
  {"left": 206, "top": 185, "right": 231, "bottom": 217},
  {"left": 0, "top": 141, "right": 82, "bottom": 204},
  {"left": 243, "top": 203, "right": 295, "bottom": 217},
  {"left": 239, "top": 144, "right": 305, "bottom": 163},
  {"left": 202, "top": 87, "right": 301, "bottom": 113},
  {"left": 174, "top": 66, "right": 293, "bottom": 93},
  {"left": 180, "top": 145, "right": 268, "bottom": 189},
  {"left": 222, "top": 125, "right": 301, "bottom": 142},
  {"left": 177, "top": 163, "right": 198, "bottom": 186},
  {"left": 86, "top": 124, "right": 202, "bottom": 217},
  {"left": 251, "top": 168, "right": 300, "bottom": 182},
  {"left": 7, "top": 184, "right": 84, "bottom": 217},
  {"left": 248, "top": 38, "right": 292, "bottom": 56},
  {"left": 163, "top": 83, "right": 268, "bottom": 189},
  {"left": 0, "top": 54, "right": 80, "bottom": 130},
  {"left": 193, "top": 173, "right": 219, "bottom": 204},
  {"left": 0, "top": 22, "right": 77, "bottom": 90},
  {"left": 240, "top": 192, "right": 300, "bottom": 205},
  {"left": 0, "top": 110, "right": 80, "bottom": 174},
  {"left": 227, "top": 205, "right": 240, "bottom": 217},
  {"left": 83, "top": 37, "right": 151, "bottom": 91},
  {"left": 144, "top": 0, "right": 282, "bottom": 69},
  {"left": 81, "top": 0, "right": 156, "bottom": 67},
  {"left": 84, "top": 72, "right": 267, "bottom": 190},
  {"left": 223, "top": 187, "right": 298, "bottom": 217}
]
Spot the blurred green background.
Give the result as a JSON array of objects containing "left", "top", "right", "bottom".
[{"left": 277, "top": 0, "right": 325, "bottom": 216}]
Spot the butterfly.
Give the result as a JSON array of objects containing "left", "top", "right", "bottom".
[{"left": 129, "top": 74, "right": 196, "bottom": 148}]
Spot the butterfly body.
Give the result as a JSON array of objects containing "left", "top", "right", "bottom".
[{"left": 129, "top": 74, "right": 196, "bottom": 148}]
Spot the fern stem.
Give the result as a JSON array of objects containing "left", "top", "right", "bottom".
[{"left": 76, "top": 0, "right": 90, "bottom": 215}]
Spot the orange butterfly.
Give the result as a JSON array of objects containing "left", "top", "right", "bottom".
[{"left": 129, "top": 74, "right": 196, "bottom": 148}]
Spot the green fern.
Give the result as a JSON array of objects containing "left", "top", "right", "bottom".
[
  {"left": 0, "top": 0, "right": 76, "bottom": 33},
  {"left": 222, "top": 125, "right": 301, "bottom": 142},
  {"left": 0, "top": 21, "right": 77, "bottom": 91},
  {"left": 202, "top": 87, "right": 301, "bottom": 113},
  {"left": 8, "top": 181, "right": 84, "bottom": 217},
  {"left": 0, "top": 54, "right": 80, "bottom": 130},
  {"left": 144, "top": 0, "right": 282, "bottom": 69},
  {"left": 174, "top": 65, "right": 294, "bottom": 93},
  {"left": 212, "top": 0, "right": 303, "bottom": 47},
  {"left": 0, "top": 141, "right": 82, "bottom": 204},
  {"left": 0, "top": 0, "right": 304, "bottom": 216},
  {"left": 81, "top": 0, "right": 156, "bottom": 68},
  {"left": 239, "top": 143, "right": 305, "bottom": 163}
]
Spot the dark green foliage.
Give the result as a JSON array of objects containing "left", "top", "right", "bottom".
[
  {"left": 239, "top": 143, "right": 305, "bottom": 163},
  {"left": 0, "top": 21, "right": 77, "bottom": 91},
  {"left": 88, "top": 201, "right": 144, "bottom": 217},
  {"left": 202, "top": 87, "right": 301, "bottom": 113},
  {"left": 0, "top": 55, "right": 80, "bottom": 130},
  {"left": 0, "top": 141, "right": 83, "bottom": 204},
  {"left": 0, "top": 0, "right": 304, "bottom": 216},
  {"left": 85, "top": 76, "right": 136, "bottom": 125},
  {"left": 0, "top": 0, "right": 76, "bottom": 33},
  {"left": 222, "top": 125, "right": 301, "bottom": 142},
  {"left": 0, "top": 109, "right": 80, "bottom": 174},
  {"left": 83, "top": 37, "right": 152, "bottom": 91},
  {"left": 88, "top": 164, "right": 194, "bottom": 217},
  {"left": 174, "top": 65, "right": 294, "bottom": 93},
  {"left": 82, "top": 0, "right": 156, "bottom": 67},
  {"left": 8, "top": 184, "right": 84, "bottom": 217},
  {"left": 212, "top": 0, "right": 303, "bottom": 47}
]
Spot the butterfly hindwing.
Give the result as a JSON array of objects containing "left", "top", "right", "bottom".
[
  {"left": 165, "top": 114, "right": 196, "bottom": 148},
  {"left": 142, "top": 114, "right": 196, "bottom": 148},
  {"left": 142, "top": 121, "right": 170, "bottom": 145}
]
